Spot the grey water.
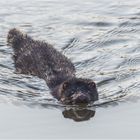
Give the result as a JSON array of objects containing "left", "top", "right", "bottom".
[{"left": 0, "top": 0, "right": 140, "bottom": 139}]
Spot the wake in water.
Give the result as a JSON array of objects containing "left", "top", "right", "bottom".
[{"left": 0, "top": 0, "right": 140, "bottom": 122}]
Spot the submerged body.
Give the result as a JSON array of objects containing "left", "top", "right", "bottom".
[{"left": 7, "top": 28, "right": 98, "bottom": 104}]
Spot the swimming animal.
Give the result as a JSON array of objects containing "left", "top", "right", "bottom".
[{"left": 7, "top": 28, "right": 98, "bottom": 104}]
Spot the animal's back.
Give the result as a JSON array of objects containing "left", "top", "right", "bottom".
[{"left": 7, "top": 29, "right": 75, "bottom": 88}]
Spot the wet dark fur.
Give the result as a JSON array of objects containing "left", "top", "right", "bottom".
[{"left": 7, "top": 28, "right": 98, "bottom": 104}]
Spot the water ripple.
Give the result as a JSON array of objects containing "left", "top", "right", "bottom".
[{"left": 0, "top": 0, "right": 140, "bottom": 109}]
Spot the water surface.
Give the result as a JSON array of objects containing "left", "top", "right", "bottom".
[{"left": 0, "top": 0, "right": 140, "bottom": 139}]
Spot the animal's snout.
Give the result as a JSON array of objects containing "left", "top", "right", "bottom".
[{"left": 72, "top": 93, "right": 90, "bottom": 104}]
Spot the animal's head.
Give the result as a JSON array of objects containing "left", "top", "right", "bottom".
[
  {"left": 55, "top": 78, "right": 98, "bottom": 105},
  {"left": 7, "top": 28, "right": 25, "bottom": 46}
]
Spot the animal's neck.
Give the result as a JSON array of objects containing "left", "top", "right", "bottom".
[{"left": 48, "top": 75, "right": 75, "bottom": 90}]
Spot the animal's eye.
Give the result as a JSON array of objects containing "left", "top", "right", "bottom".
[
  {"left": 71, "top": 90, "right": 75, "bottom": 94},
  {"left": 88, "top": 82, "right": 96, "bottom": 88},
  {"left": 65, "top": 90, "right": 75, "bottom": 97},
  {"left": 62, "top": 82, "right": 68, "bottom": 89}
]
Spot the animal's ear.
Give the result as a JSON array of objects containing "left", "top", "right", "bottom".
[
  {"left": 62, "top": 82, "right": 68, "bottom": 89},
  {"left": 88, "top": 81, "right": 96, "bottom": 88}
]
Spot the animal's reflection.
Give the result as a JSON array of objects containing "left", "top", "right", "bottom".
[
  {"left": 10, "top": 91, "right": 96, "bottom": 122},
  {"left": 28, "top": 101, "right": 96, "bottom": 122},
  {"left": 62, "top": 107, "right": 95, "bottom": 122}
]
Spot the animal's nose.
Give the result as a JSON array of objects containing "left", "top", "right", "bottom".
[{"left": 74, "top": 94, "right": 90, "bottom": 104}]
